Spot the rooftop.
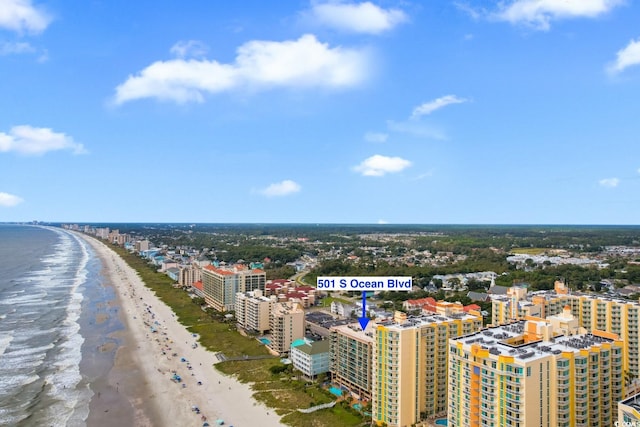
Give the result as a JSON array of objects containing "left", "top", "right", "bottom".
[
  {"left": 621, "top": 393, "right": 640, "bottom": 412},
  {"left": 453, "top": 321, "right": 619, "bottom": 362},
  {"left": 330, "top": 322, "right": 376, "bottom": 342},
  {"left": 377, "top": 312, "right": 480, "bottom": 330}
]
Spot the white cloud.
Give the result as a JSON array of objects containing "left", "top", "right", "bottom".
[
  {"left": 170, "top": 40, "right": 208, "bottom": 59},
  {"left": 261, "top": 180, "right": 301, "bottom": 197},
  {"left": 377, "top": 219, "right": 388, "bottom": 224},
  {"left": 364, "top": 132, "right": 388, "bottom": 143},
  {"left": 0, "top": 125, "right": 86, "bottom": 156},
  {"left": 0, "top": 41, "right": 34, "bottom": 55},
  {"left": 386, "top": 120, "right": 446, "bottom": 140},
  {"left": 599, "top": 177, "right": 620, "bottom": 188},
  {"left": 0, "top": 192, "right": 23, "bottom": 207},
  {"left": 0, "top": 0, "right": 52, "bottom": 34},
  {"left": 354, "top": 154, "right": 411, "bottom": 176},
  {"left": 411, "top": 170, "right": 434, "bottom": 181},
  {"left": 454, "top": 2, "right": 483, "bottom": 20},
  {"left": 493, "top": 0, "right": 624, "bottom": 31},
  {"left": 607, "top": 38, "right": 640, "bottom": 75},
  {"left": 305, "top": 1, "right": 407, "bottom": 34},
  {"left": 114, "top": 34, "right": 370, "bottom": 105},
  {"left": 411, "top": 95, "right": 468, "bottom": 118}
]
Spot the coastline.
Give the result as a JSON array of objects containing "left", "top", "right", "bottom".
[{"left": 78, "top": 233, "right": 286, "bottom": 427}]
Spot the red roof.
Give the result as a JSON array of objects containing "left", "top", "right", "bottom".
[
  {"left": 203, "top": 265, "right": 234, "bottom": 275},
  {"left": 463, "top": 304, "right": 481, "bottom": 312},
  {"left": 406, "top": 297, "right": 436, "bottom": 307},
  {"left": 192, "top": 281, "right": 203, "bottom": 291},
  {"left": 286, "top": 291, "right": 308, "bottom": 299}
]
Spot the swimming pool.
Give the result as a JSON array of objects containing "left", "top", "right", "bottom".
[
  {"left": 435, "top": 419, "right": 448, "bottom": 426},
  {"left": 259, "top": 338, "right": 271, "bottom": 345},
  {"left": 329, "top": 386, "right": 342, "bottom": 397},
  {"left": 353, "top": 403, "right": 362, "bottom": 410}
]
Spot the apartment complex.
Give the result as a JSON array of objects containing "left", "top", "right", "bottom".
[
  {"left": 330, "top": 322, "right": 376, "bottom": 401},
  {"left": 235, "top": 289, "right": 273, "bottom": 334},
  {"left": 201, "top": 265, "right": 266, "bottom": 311},
  {"left": 491, "top": 281, "right": 640, "bottom": 375},
  {"left": 449, "top": 319, "right": 624, "bottom": 427},
  {"left": 372, "top": 311, "right": 483, "bottom": 427},
  {"left": 268, "top": 301, "right": 304, "bottom": 355}
]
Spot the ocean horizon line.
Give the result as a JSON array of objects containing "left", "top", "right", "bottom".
[{"left": 3, "top": 222, "right": 640, "bottom": 229}]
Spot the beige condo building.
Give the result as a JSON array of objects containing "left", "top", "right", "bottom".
[
  {"left": 201, "top": 265, "right": 266, "bottom": 311},
  {"left": 268, "top": 301, "right": 304, "bottom": 355},
  {"left": 235, "top": 289, "right": 273, "bottom": 334}
]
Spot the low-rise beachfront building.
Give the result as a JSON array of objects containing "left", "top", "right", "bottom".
[
  {"left": 330, "top": 301, "right": 354, "bottom": 319},
  {"left": 191, "top": 281, "right": 204, "bottom": 298},
  {"left": 449, "top": 319, "right": 624, "bottom": 427},
  {"left": 330, "top": 322, "right": 375, "bottom": 401},
  {"left": 235, "top": 289, "right": 273, "bottom": 334},
  {"left": 264, "top": 280, "right": 317, "bottom": 308},
  {"left": 201, "top": 265, "right": 266, "bottom": 312},
  {"left": 290, "top": 338, "right": 331, "bottom": 379},
  {"left": 372, "top": 311, "right": 483, "bottom": 427},
  {"left": 268, "top": 302, "right": 304, "bottom": 355}
]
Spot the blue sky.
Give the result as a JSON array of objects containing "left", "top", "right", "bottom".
[{"left": 1, "top": 0, "right": 639, "bottom": 224}]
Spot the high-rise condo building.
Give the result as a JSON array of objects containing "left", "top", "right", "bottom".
[
  {"left": 268, "top": 301, "right": 304, "bottom": 355},
  {"left": 449, "top": 318, "right": 624, "bottom": 427},
  {"left": 491, "top": 281, "right": 640, "bottom": 376},
  {"left": 201, "top": 265, "right": 266, "bottom": 311},
  {"left": 330, "top": 322, "right": 376, "bottom": 401},
  {"left": 372, "top": 311, "right": 483, "bottom": 427},
  {"left": 235, "top": 289, "right": 273, "bottom": 334}
]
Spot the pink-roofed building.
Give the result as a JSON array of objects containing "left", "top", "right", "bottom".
[
  {"left": 402, "top": 297, "right": 436, "bottom": 311},
  {"left": 264, "top": 279, "right": 316, "bottom": 307},
  {"left": 191, "top": 280, "right": 204, "bottom": 298}
]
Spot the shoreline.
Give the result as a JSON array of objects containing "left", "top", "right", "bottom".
[{"left": 78, "top": 233, "right": 286, "bottom": 427}]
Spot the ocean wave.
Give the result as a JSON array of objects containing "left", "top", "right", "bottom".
[
  {"left": 0, "top": 333, "right": 13, "bottom": 356},
  {"left": 0, "top": 371, "right": 40, "bottom": 389},
  {"left": 0, "top": 291, "right": 49, "bottom": 306},
  {"left": 42, "top": 228, "right": 91, "bottom": 427},
  {"left": 0, "top": 227, "right": 94, "bottom": 427}
]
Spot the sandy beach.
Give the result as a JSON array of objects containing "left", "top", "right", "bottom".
[{"left": 80, "top": 234, "right": 286, "bottom": 427}]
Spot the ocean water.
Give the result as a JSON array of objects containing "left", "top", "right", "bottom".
[{"left": 0, "top": 225, "right": 101, "bottom": 426}]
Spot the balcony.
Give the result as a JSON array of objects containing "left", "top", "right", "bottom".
[
  {"left": 505, "top": 412, "right": 521, "bottom": 423},
  {"left": 575, "top": 395, "right": 588, "bottom": 404}
]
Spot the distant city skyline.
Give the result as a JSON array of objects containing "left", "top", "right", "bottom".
[{"left": 1, "top": 0, "right": 639, "bottom": 224}]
